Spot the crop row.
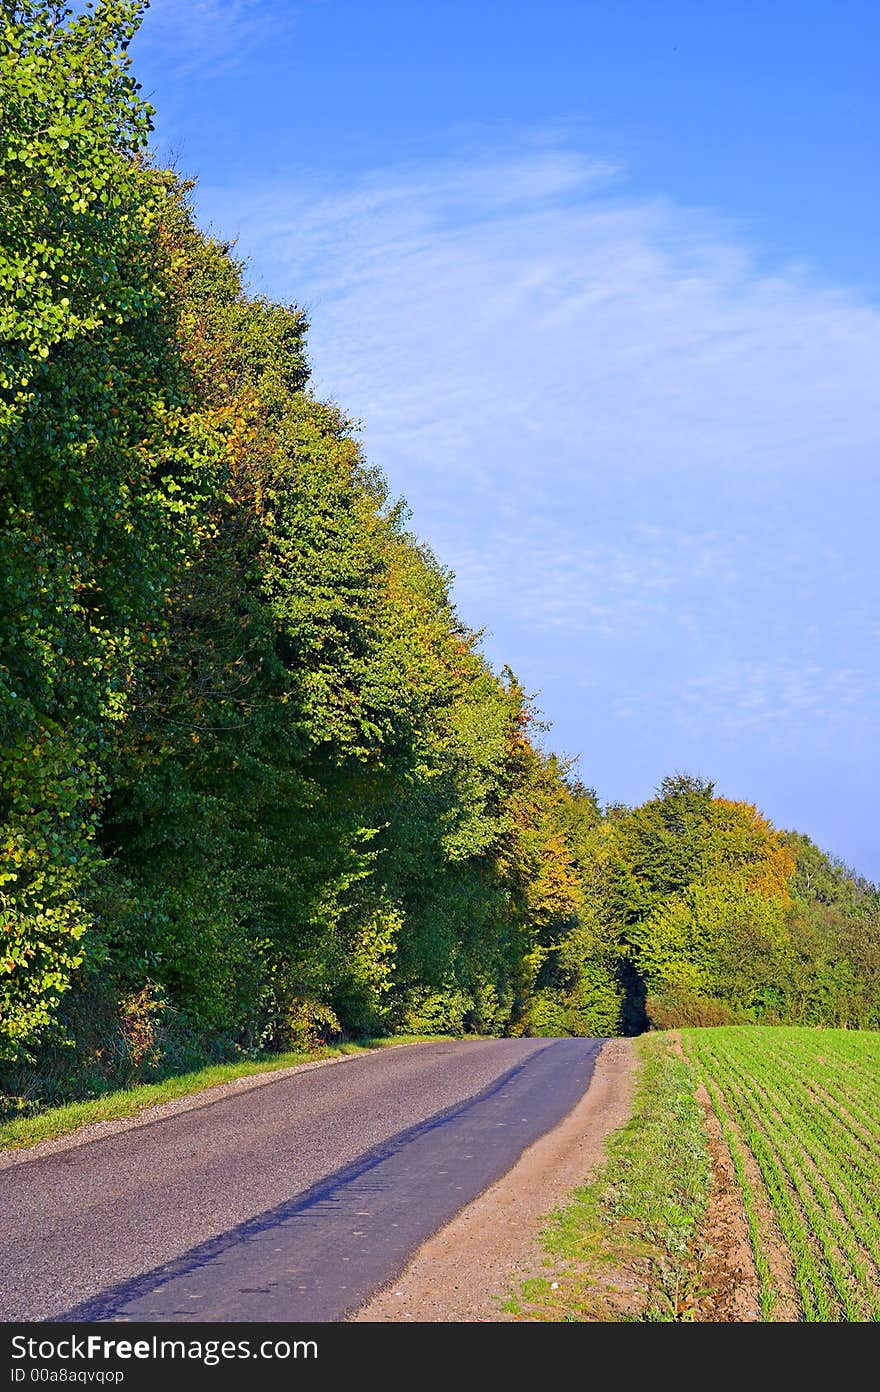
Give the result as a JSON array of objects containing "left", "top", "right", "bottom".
[{"left": 682, "top": 1027, "right": 880, "bottom": 1322}]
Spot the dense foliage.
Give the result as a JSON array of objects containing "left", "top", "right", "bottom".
[
  {"left": 2, "top": 4, "right": 877, "bottom": 1107},
  {"left": 614, "top": 777, "right": 879, "bottom": 1030}
]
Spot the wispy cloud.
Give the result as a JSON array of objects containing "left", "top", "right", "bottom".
[
  {"left": 199, "top": 146, "right": 879, "bottom": 492},
  {"left": 139, "top": 0, "right": 297, "bottom": 79},
  {"left": 194, "top": 139, "right": 880, "bottom": 846},
  {"left": 613, "top": 661, "right": 878, "bottom": 738}
]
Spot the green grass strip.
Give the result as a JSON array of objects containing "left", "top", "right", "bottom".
[
  {"left": 0, "top": 1034, "right": 450, "bottom": 1152},
  {"left": 507, "top": 1034, "right": 711, "bottom": 1322}
]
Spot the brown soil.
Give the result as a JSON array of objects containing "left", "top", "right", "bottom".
[
  {"left": 685, "top": 1062, "right": 800, "bottom": 1322},
  {"left": 691, "top": 1082, "right": 762, "bottom": 1321},
  {"left": 671, "top": 1031, "right": 800, "bottom": 1322},
  {"left": 711, "top": 1068, "right": 806, "bottom": 1320},
  {"left": 352, "top": 1037, "right": 638, "bottom": 1322}
]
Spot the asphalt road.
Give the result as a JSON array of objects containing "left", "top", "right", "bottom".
[{"left": 1, "top": 1037, "right": 603, "bottom": 1322}]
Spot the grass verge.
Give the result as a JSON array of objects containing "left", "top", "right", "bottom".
[
  {"left": 0, "top": 1034, "right": 450, "bottom": 1152},
  {"left": 505, "top": 1033, "right": 711, "bottom": 1321}
]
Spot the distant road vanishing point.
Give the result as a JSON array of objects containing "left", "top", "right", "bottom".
[{"left": 1, "top": 1037, "right": 603, "bottom": 1322}]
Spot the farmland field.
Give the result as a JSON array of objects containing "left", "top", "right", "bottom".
[{"left": 683, "top": 1026, "right": 880, "bottom": 1322}]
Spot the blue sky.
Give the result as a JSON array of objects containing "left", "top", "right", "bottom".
[{"left": 135, "top": 1, "right": 879, "bottom": 878}]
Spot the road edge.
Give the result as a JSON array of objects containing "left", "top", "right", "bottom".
[
  {"left": 0, "top": 1038, "right": 476, "bottom": 1171},
  {"left": 352, "top": 1035, "right": 637, "bottom": 1322}
]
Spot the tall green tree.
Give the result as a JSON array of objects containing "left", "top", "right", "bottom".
[{"left": 0, "top": 1, "right": 222, "bottom": 1057}]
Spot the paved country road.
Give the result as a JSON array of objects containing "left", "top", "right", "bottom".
[{"left": 1, "top": 1037, "right": 603, "bottom": 1322}]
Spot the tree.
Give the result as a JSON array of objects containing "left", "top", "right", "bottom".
[{"left": 0, "top": 1, "right": 220, "bottom": 1057}]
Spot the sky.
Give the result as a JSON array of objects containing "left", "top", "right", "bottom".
[{"left": 134, "top": 1, "right": 879, "bottom": 879}]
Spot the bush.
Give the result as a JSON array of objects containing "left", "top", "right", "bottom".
[
  {"left": 393, "top": 986, "right": 469, "bottom": 1036},
  {"left": 524, "top": 990, "right": 570, "bottom": 1036},
  {"left": 275, "top": 998, "right": 342, "bottom": 1053},
  {"left": 646, "top": 989, "right": 741, "bottom": 1029}
]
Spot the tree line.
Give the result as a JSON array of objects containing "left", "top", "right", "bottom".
[{"left": 2, "top": 3, "right": 877, "bottom": 1110}]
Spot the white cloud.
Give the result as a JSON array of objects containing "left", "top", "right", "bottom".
[
  {"left": 194, "top": 139, "right": 880, "bottom": 778},
  {"left": 199, "top": 146, "right": 879, "bottom": 493},
  {"left": 139, "top": 0, "right": 296, "bottom": 78},
  {"left": 614, "top": 661, "right": 879, "bottom": 738}
]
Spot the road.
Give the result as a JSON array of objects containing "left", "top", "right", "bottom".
[{"left": 0, "top": 1037, "right": 603, "bottom": 1322}]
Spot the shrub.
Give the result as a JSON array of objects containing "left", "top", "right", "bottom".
[
  {"left": 275, "top": 998, "right": 342, "bottom": 1053},
  {"left": 646, "top": 989, "right": 741, "bottom": 1029}
]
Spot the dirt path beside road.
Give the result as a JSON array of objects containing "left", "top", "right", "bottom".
[{"left": 354, "top": 1036, "right": 637, "bottom": 1322}]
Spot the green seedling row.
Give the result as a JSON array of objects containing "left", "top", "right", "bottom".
[
  {"left": 702, "top": 1074, "right": 777, "bottom": 1320},
  {"left": 683, "top": 1026, "right": 880, "bottom": 1323},
  {"left": 697, "top": 1036, "right": 877, "bottom": 1319}
]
